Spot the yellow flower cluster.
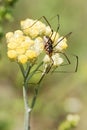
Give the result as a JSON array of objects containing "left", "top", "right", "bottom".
[
  {"left": 6, "top": 18, "right": 68, "bottom": 65},
  {"left": 21, "top": 18, "right": 52, "bottom": 38},
  {"left": 6, "top": 30, "right": 39, "bottom": 64}
]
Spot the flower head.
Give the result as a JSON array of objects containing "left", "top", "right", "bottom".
[
  {"left": 6, "top": 30, "right": 39, "bottom": 64},
  {"left": 21, "top": 19, "right": 46, "bottom": 38},
  {"left": 6, "top": 17, "right": 68, "bottom": 67}
]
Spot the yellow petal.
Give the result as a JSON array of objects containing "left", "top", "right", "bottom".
[
  {"left": 7, "top": 50, "right": 17, "bottom": 59},
  {"left": 25, "top": 50, "right": 37, "bottom": 60},
  {"left": 18, "top": 55, "right": 28, "bottom": 64},
  {"left": 7, "top": 42, "right": 17, "bottom": 49}
]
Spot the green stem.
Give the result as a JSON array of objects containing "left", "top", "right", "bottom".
[
  {"left": 28, "top": 62, "right": 43, "bottom": 81},
  {"left": 31, "top": 69, "right": 46, "bottom": 109},
  {"left": 19, "top": 63, "right": 25, "bottom": 78},
  {"left": 31, "top": 63, "right": 52, "bottom": 108},
  {"left": 22, "top": 62, "right": 43, "bottom": 130},
  {"left": 22, "top": 64, "right": 31, "bottom": 130},
  {"left": 23, "top": 85, "right": 31, "bottom": 130}
]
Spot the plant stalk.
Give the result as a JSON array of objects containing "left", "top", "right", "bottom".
[{"left": 23, "top": 86, "right": 31, "bottom": 130}]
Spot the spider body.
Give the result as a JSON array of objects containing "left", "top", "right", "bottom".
[{"left": 43, "top": 36, "right": 53, "bottom": 57}]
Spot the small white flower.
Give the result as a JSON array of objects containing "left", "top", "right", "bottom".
[
  {"left": 34, "top": 21, "right": 46, "bottom": 35},
  {"left": 34, "top": 37, "right": 44, "bottom": 55},
  {"left": 52, "top": 53, "right": 63, "bottom": 66},
  {"left": 43, "top": 54, "right": 51, "bottom": 63},
  {"left": 45, "top": 26, "right": 52, "bottom": 36},
  {"left": 6, "top": 32, "right": 13, "bottom": 42},
  {"left": 14, "top": 30, "right": 23, "bottom": 38},
  {"left": 55, "top": 37, "right": 67, "bottom": 51},
  {"left": 43, "top": 53, "right": 63, "bottom": 67},
  {"left": 21, "top": 18, "right": 35, "bottom": 29}
]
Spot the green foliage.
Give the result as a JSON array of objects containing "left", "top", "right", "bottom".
[
  {"left": 58, "top": 114, "right": 80, "bottom": 130},
  {"left": 0, "top": 0, "right": 18, "bottom": 39},
  {"left": 0, "top": 26, "right": 4, "bottom": 38}
]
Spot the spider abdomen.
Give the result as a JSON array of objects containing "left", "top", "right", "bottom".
[{"left": 43, "top": 36, "right": 53, "bottom": 57}]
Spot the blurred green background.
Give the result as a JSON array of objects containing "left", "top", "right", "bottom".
[{"left": 0, "top": 0, "right": 87, "bottom": 130}]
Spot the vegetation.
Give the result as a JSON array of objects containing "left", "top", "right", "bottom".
[{"left": 0, "top": 0, "right": 87, "bottom": 130}]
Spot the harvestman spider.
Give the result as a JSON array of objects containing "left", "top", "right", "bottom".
[
  {"left": 26, "top": 15, "right": 78, "bottom": 76},
  {"left": 23, "top": 16, "right": 78, "bottom": 109}
]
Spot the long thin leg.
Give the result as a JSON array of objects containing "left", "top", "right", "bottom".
[
  {"left": 52, "top": 14, "right": 60, "bottom": 42},
  {"left": 59, "top": 52, "right": 71, "bottom": 65},
  {"left": 72, "top": 54, "right": 78, "bottom": 72},
  {"left": 50, "top": 14, "right": 60, "bottom": 30},
  {"left": 60, "top": 54, "right": 78, "bottom": 72},
  {"left": 51, "top": 52, "right": 70, "bottom": 73},
  {"left": 52, "top": 54, "right": 78, "bottom": 73},
  {"left": 61, "top": 53, "right": 78, "bottom": 72},
  {"left": 26, "top": 16, "right": 53, "bottom": 34},
  {"left": 46, "top": 57, "right": 54, "bottom": 73},
  {"left": 56, "top": 14, "right": 60, "bottom": 32},
  {"left": 53, "top": 32, "right": 72, "bottom": 48},
  {"left": 53, "top": 51, "right": 71, "bottom": 66}
]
